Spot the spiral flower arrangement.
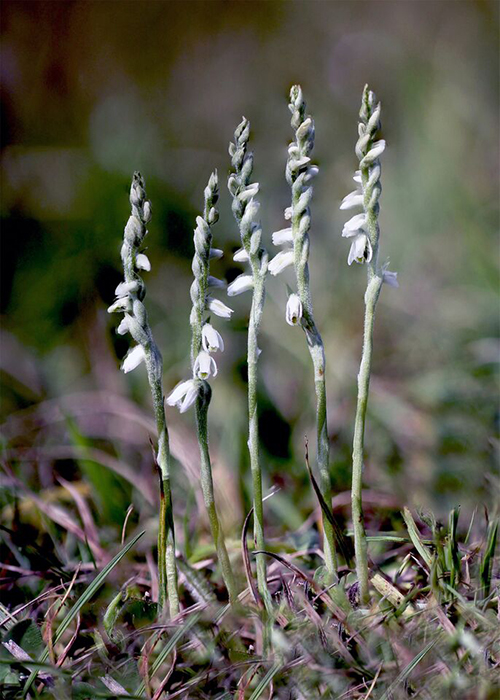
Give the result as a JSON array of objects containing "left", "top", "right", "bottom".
[
  {"left": 268, "top": 86, "right": 338, "bottom": 578},
  {"left": 167, "top": 171, "right": 237, "bottom": 603},
  {"left": 340, "top": 85, "right": 398, "bottom": 603},
  {"left": 107, "top": 172, "right": 179, "bottom": 616},
  {"left": 227, "top": 117, "right": 271, "bottom": 609}
]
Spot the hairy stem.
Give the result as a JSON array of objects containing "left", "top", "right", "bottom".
[{"left": 195, "top": 390, "right": 237, "bottom": 603}]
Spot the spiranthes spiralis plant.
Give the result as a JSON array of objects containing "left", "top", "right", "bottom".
[
  {"left": 107, "top": 172, "right": 179, "bottom": 617},
  {"left": 227, "top": 117, "right": 272, "bottom": 611},
  {"left": 340, "top": 85, "right": 398, "bottom": 603},
  {"left": 166, "top": 171, "right": 238, "bottom": 604},
  {"left": 269, "top": 85, "right": 337, "bottom": 579}
]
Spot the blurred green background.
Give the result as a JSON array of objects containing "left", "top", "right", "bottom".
[{"left": 1, "top": 0, "right": 498, "bottom": 547}]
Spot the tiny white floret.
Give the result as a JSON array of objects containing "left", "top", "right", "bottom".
[
  {"left": 207, "top": 297, "right": 234, "bottom": 319},
  {"left": 383, "top": 269, "right": 399, "bottom": 288},
  {"left": 272, "top": 228, "right": 293, "bottom": 246},
  {"left": 286, "top": 293, "right": 303, "bottom": 326},
  {"left": 115, "top": 280, "right": 138, "bottom": 297},
  {"left": 194, "top": 351, "right": 218, "bottom": 380},
  {"left": 122, "top": 345, "right": 145, "bottom": 374},
  {"left": 348, "top": 233, "right": 373, "bottom": 266},
  {"left": 207, "top": 276, "right": 226, "bottom": 289},
  {"left": 342, "top": 213, "right": 367, "bottom": 237},
  {"left": 227, "top": 275, "right": 254, "bottom": 297},
  {"left": 233, "top": 248, "right": 250, "bottom": 263},
  {"left": 268, "top": 250, "right": 294, "bottom": 276},
  {"left": 117, "top": 317, "right": 130, "bottom": 336},
  {"left": 166, "top": 379, "right": 198, "bottom": 413},
  {"left": 107, "top": 297, "right": 132, "bottom": 314},
  {"left": 202, "top": 323, "right": 224, "bottom": 353},
  {"left": 136, "top": 253, "right": 151, "bottom": 271},
  {"left": 340, "top": 190, "right": 364, "bottom": 211}
]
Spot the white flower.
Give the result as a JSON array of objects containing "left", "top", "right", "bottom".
[
  {"left": 115, "top": 280, "right": 138, "bottom": 297},
  {"left": 268, "top": 250, "right": 294, "bottom": 276},
  {"left": 117, "top": 317, "right": 130, "bottom": 335},
  {"left": 166, "top": 379, "right": 198, "bottom": 413},
  {"left": 193, "top": 351, "right": 218, "bottom": 380},
  {"left": 342, "top": 213, "right": 367, "bottom": 237},
  {"left": 107, "top": 297, "right": 132, "bottom": 314},
  {"left": 383, "top": 269, "right": 399, "bottom": 288},
  {"left": 207, "top": 276, "right": 226, "bottom": 289},
  {"left": 363, "top": 139, "right": 386, "bottom": 163},
  {"left": 227, "top": 274, "right": 253, "bottom": 297},
  {"left": 353, "top": 171, "right": 362, "bottom": 184},
  {"left": 121, "top": 345, "right": 145, "bottom": 374},
  {"left": 272, "top": 228, "right": 293, "bottom": 246},
  {"left": 202, "top": 323, "right": 224, "bottom": 352},
  {"left": 207, "top": 297, "right": 234, "bottom": 319},
  {"left": 136, "top": 253, "right": 151, "bottom": 271},
  {"left": 304, "top": 166, "right": 319, "bottom": 182},
  {"left": 286, "top": 294, "right": 303, "bottom": 326},
  {"left": 348, "top": 233, "right": 373, "bottom": 266},
  {"left": 284, "top": 207, "right": 292, "bottom": 220},
  {"left": 142, "top": 200, "right": 152, "bottom": 223},
  {"left": 209, "top": 248, "right": 223, "bottom": 260},
  {"left": 340, "top": 190, "right": 364, "bottom": 210},
  {"left": 233, "top": 248, "right": 250, "bottom": 263},
  {"left": 124, "top": 216, "right": 142, "bottom": 241}
]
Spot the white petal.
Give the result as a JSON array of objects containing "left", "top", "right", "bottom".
[
  {"left": 383, "top": 270, "right": 399, "bottom": 288},
  {"left": 272, "top": 228, "right": 293, "bottom": 246},
  {"left": 233, "top": 248, "right": 250, "bottom": 263},
  {"left": 241, "top": 200, "right": 260, "bottom": 228},
  {"left": 115, "top": 281, "right": 138, "bottom": 297},
  {"left": 227, "top": 274, "right": 253, "bottom": 297},
  {"left": 340, "top": 190, "right": 364, "bottom": 210},
  {"left": 304, "top": 166, "right": 319, "bottom": 182},
  {"left": 290, "top": 156, "right": 311, "bottom": 170},
  {"left": 194, "top": 351, "right": 218, "bottom": 380},
  {"left": 107, "top": 297, "right": 132, "bottom": 314},
  {"left": 167, "top": 379, "right": 194, "bottom": 406},
  {"left": 179, "top": 383, "right": 198, "bottom": 412},
  {"left": 207, "top": 276, "right": 226, "bottom": 289},
  {"left": 285, "top": 293, "right": 303, "bottom": 326},
  {"left": 136, "top": 253, "right": 151, "bottom": 271},
  {"left": 209, "top": 248, "right": 224, "bottom": 260},
  {"left": 284, "top": 207, "right": 292, "bottom": 220},
  {"left": 353, "top": 171, "right": 362, "bottom": 184},
  {"left": 364, "top": 139, "right": 386, "bottom": 162},
  {"left": 207, "top": 297, "right": 234, "bottom": 319},
  {"left": 268, "top": 250, "right": 294, "bottom": 276},
  {"left": 202, "top": 323, "right": 224, "bottom": 352},
  {"left": 117, "top": 317, "right": 130, "bottom": 336},
  {"left": 348, "top": 233, "right": 372, "bottom": 266},
  {"left": 342, "top": 214, "right": 366, "bottom": 238},
  {"left": 121, "top": 345, "right": 145, "bottom": 373}
]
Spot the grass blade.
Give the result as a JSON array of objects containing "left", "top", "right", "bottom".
[
  {"left": 248, "top": 661, "right": 282, "bottom": 700},
  {"left": 402, "top": 507, "right": 433, "bottom": 568},
  {"left": 22, "top": 531, "right": 145, "bottom": 697},
  {"left": 479, "top": 519, "right": 498, "bottom": 599},
  {"left": 135, "top": 611, "right": 201, "bottom": 695},
  {"left": 379, "top": 636, "right": 441, "bottom": 700},
  {"left": 304, "top": 438, "right": 354, "bottom": 565}
]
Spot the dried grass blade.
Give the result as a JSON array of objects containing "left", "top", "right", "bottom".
[{"left": 22, "top": 531, "right": 145, "bottom": 697}]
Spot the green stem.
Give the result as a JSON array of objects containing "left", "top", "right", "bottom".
[
  {"left": 350, "top": 273, "right": 382, "bottom": 604},
  {"left": 351, "top": 152, "right": 383, "bottom": 604},
  {"left": 195, "top": 390, "right": 237, "bottom": 603},
  {"left": 145, "top": 348, "right": 179, "bottom": 617},
  {"left": 292, "top": 208, "right": 337, "bottom": 579},
  {"left": 248, "top": 270, "right": 272, "bottom": 611}
]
